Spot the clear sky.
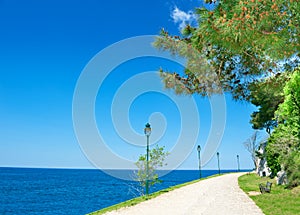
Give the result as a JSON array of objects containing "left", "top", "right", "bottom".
[{"left": 0, "top": 0, "right": 263, "bottom": 171}]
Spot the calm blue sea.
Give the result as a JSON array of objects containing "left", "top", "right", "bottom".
[{"left": 0, "top": 168, "right": 244, "bottom": 215}]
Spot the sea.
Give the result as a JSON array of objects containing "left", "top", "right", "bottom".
[{"left": 0, "top": 167, "right": 245, "bottom": 215}]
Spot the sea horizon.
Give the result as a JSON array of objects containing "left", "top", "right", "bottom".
[{"left": 0, "top": 166, "right": 250, "bottom": 171}]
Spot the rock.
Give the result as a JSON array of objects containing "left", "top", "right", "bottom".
[
  {"left": 256, "top": 142, "right": 271, "bottom": 177},
  {"left": 276, "top": 170, "right": 288, "bottom": 185}
]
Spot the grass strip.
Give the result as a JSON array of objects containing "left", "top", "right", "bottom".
[{"left": 238, "top": 173, "right": 300, "bottom": 215}]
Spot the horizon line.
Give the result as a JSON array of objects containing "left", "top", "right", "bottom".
[{"left": 0, "top": 166, "right": 252, "bottom": 171}]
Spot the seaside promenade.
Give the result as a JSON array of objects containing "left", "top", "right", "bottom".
[{"left": 104, "top": 173, "right": 264, "bottom": 215}]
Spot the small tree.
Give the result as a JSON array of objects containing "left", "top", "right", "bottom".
[
  {"left": 134, "top": 145, "right": 169, "bottom": 195},
  {"left": 243, "top": 131, "right": 266, "bottom": 170}
]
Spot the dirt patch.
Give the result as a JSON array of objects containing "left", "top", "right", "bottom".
[{"left": 248, "top": 191, "right": 261, "bottom": 196}]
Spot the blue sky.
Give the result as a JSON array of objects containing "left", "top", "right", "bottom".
[{"left": 0, "top": 0, "right": 263, "bottom": 171}]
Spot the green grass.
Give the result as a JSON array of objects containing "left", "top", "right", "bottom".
[
  {"left": 88, "top": 173, "right": 223, "bottom": 215},
  {"left": 238, "top": 173, "right": 300, "bottom": 215}
]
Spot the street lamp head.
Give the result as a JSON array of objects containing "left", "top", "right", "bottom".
[
  {"left": 237, "top": 155, "right": 239, "bottom": 158},
  {"left": 217, "top": 152, "right": 219, "bottom": 156},
  {"left": 144, "top": 123, "right": 151, "bottom": 137},
  {"left": 197, "top": 145, "right": 201, "bottom": 152}
]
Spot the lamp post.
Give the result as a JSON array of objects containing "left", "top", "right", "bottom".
[
  {"left": 217, "top": 152, "right": 220, "bottom": 175},
  {"left": 237, "top": 155, "right": 240, "bottom": 172},
  {"left": 144, "top": 123, "right": 151, "bottom": 195},
  {"left": 197, "top": 145, "right": 202, "bottom": 179}
]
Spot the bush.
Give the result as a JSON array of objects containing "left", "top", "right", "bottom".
[{"left": 285, "top": 151, "right": 300, "bottom": 188}]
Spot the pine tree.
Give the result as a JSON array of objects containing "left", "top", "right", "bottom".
[{"left": 154, "top": 0, "right": 300, "bottom": 100}]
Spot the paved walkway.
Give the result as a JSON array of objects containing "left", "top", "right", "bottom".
[{"left": 104, "top": 173, "right": 264, "bottom": 215}]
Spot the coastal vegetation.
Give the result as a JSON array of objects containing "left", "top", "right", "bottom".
[
  {"left": 266, "top": 70, "right": 300, "bottom": 187},
  {"left": 154, "top": 0, "right": 300, "bottom": 187},
  {"left": 134, "top": 145, "right": 169, "bottom": 195},
  {"left": 239, "top": 173, "right": 300, "bottom": 215},
  {"left": 247, "top": 69, "right": 300, "bottom": 186},
  {"left": 154, "top": 0, "right": 299, "bottom": 99}
]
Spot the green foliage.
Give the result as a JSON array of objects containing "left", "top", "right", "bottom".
[
  {"left": 255, "top": 150, "right": 264, "bottom": 159},
  {"left": 285, "top": 151, "right": 300, "bottom": 188},
  {"left": 265, "top": 146, "right": 281, "bottom": 177},
  {"left": 239, "top": 173, "right": 300, "bottom": 215},
  {"left": 267, "top": 69, "right": 300, "bottom": 185},
  {"left": 154, "top": 0, "right": 300, "bottom": 100},
  {"left": 200, "top": 0, "right": 299, "bottom": 60},
  {"left": 134, "top": 145, "right": 169, "bottom": 194},
  {"left": 276, "top": 69, "right": 300, "bottom": 141},
  {"left": 154, "top": 0, "right": 300, "bottom": 188},
  {"left": 249, "top": 73, "right": 289, "bottom": 131}
]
